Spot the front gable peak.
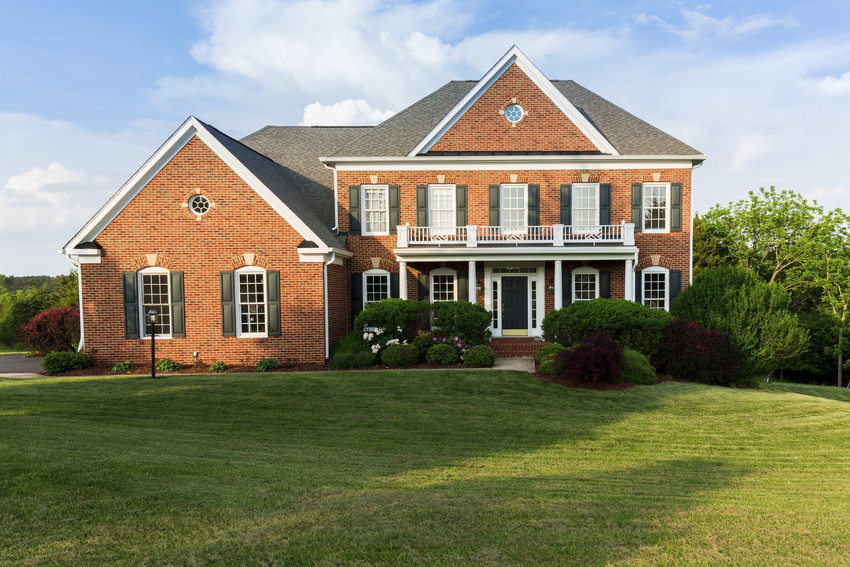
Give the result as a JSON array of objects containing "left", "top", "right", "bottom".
[{"left": 408, "top": 46, "right": 619, "bottom": 157}]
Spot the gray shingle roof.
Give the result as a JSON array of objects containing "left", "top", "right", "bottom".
[{"left": 198, "top": 119, "right": 346, "bottom": 249}]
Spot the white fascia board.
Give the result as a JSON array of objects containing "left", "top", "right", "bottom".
[
  {"left": 395, "top": 246, "right": 639, "bottom": 263},
  {"left": 407, "top": 45, "right": 619, "bottom": 157},
  {"left": 323, "top": 155, "right": 704, "bottom": 172},
  {"left": 57, "top": 247, "right": 101, "bottom": 256},
  {"left": 299, "top": 247, "right": 352, "bottom": 263},
  {"left": 65, "top": 116, "right": 333, "bottom": 252}
]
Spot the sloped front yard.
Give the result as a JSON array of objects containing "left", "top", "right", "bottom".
[{"left": 1, "top": 371, "right": 849, "bottom": 565}]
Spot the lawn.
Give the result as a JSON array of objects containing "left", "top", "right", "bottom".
[{"left": 2, "top": 371, "right": 849, "bottom": 566}]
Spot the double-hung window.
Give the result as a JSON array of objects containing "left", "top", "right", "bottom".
[
  {"left": 362, "top": 185, "right": 389, "bottom": 235},
  {"left": 428, "top": 184, "right": 455, "bottom": 235},
  {"left": 236, "top": 267, "right": 267, "bottom": 337},
  {"left": 572, "top": 183, "right": 599, "bottom": 233},
  {"left": 364, "top": 269, "right": 390, "bottom": 306},
  {"left": 500, "top": 184, "right": 527, "bottom": 233},
  {"left": 643, "top": 267, "right": 669, "bottom": 311},
  {"left": 572, "top": 267, "right": 599, "bottom": 302},
  {"left": 643, "top": 183, "right": 670, "bottom": 232},
  {"left": 139, "top": 268, "right": 171, "bottom": 338},
  {"left": 430, "top": 268, "right": 457, "bottom": 302}
]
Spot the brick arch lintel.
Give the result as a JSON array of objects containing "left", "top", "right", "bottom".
[
  {"left": 636, "top": 255, "right": 676, "bottom": 271},
  {"left": 131, "top": 254, "right": 174, "bottom": 271},
  {"left": 354, "top": 257, "right": 397, "bottom": 273},
  {"left": 229, "top": 253, "right": 271, "bottom": 270}
]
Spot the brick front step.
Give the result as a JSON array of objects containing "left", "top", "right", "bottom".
[{"left": 488, "top": 338, "right": 549, "bottom": 358}]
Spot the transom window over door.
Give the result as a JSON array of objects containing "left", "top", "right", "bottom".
[
  {"left": 362, "top": 185, "right": 388, "bottom": 235},
  {"left": 573, "top": 183, "right": 599, "bottom": 231},
  {"left": 500, "top": 184, "right": 527, "bottom": 229},
  {"left": 237, "top": 267, "right": 267, "bottom": 336},
  {"left": 643, "top": 183, "right": 669, "bottom": 232},
  {"left": 140, "top": 268, "right": 171, "bottom": 338}
]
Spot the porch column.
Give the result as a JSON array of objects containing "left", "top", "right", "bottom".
[
  {"left": 624, "top": 259, "right": 634, "bottom": 301},
  {"left": 554, "top": 260, "right": 563, "bottom": 310},
  {"left": 468, "top": 261, "right": 476, "bottom": 303},
  {"left": 399, "top": 260, "right": 408, "bottom": 300}
]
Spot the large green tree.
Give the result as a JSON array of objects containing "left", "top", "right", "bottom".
[{"left": 692, "top": 214, "right": 729, "bottom": 276}]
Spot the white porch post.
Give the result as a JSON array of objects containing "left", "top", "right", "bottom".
[
  {"left": 399, "top": 260, "right": 408, "bottom": 299},
  {"left": 468, "top": 261, "right": 476, "bottom": 303},
  {"left": 554, "top": 260, "right": 563, "bottom": 310},
  {"left": 625, "top": 259, "right": 634, "bottom": 301}
]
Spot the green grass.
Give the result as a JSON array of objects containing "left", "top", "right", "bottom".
[
  {"left": 0, "top": 345, "right": 29, "bottom": 355},
  {"left": 2, "top": 371, "right": 850, "bottom": 566}
]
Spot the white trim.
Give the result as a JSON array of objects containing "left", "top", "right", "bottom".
[
  {"left": 363, "top": 268, "right": 391, "bottom": 307},
  {"left": 298, "top": 247, "right": 351, "bottom": 263},
  {"left": 642, "top": 266, "right": 670, "bottom": 311},
  {"left": 484, "top": 262, "right": 546, "bottom": 338},
  {"left": 571, "top": 183, "right": 600, "bottom": 232},
  {"left": 235, "top": 266, "right": 268, "bottom": 338},
  {"left": 571, "top": 266, "right": 600, "bottom": 303},
  {"left": 139, "top": 267, "right": 172, "bottom": 340},
  {"left": 429, "top": 267, "right": 458, "bottom": 302},
  {"left": 395, "top": 245, "right": 639, "bottom": 263},
  {"left": 408, "top": 46, "right": 620, "bottom": 157},
  {"left": 323, "top": 155, "right": 703, "bottom": 172},
  {"left": 361, "top": 184, "right": 390, "bottom": 236},
  {"left": 427, "top": 184, "right": 456, "bottom": 231},
  {"left": 641, "top": 182, "right": 671, "bottom": 233},
  {"left": 499, "top": 183, "right": 528, "bottom": 230},
  {"left": 63, "top": 116, "right": 333, "bottom": 252}
]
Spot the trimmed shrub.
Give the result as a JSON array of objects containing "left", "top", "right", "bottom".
[
  {"left": 535, "top": 343, "right": 566, "bottom": 365},
  {"left": 463, "top": 345, "right": 495, "bottom": 367},
  {"left": 41, "top": 351, "right": 93, "bottom": 375},
  {"left": 411, "top": 331, "right": 435, "bottom": 360},
  {"left": 353, "top": 298, "right": 425, "bottom": 342},
  {"left": 351, "top": 351, "right": 376, "bottom": 368},
  {"left": 327, "top": 352, "right": 354, "bottom": 369},
  {"left": 329, "top": 330, "right": 366, "bottom": 358},
  {"left": 542, "top": 299, "right": 673, "bottom": 355},
  {"left": 112, "top": 360, "right": 135, "bottom": 373},
  {"left": 652, "top": 319, "right": 741, "bottom": 386},
  {"left": 622, "top": 349, "right": 656, "bottom": 385},
  {"left": 426, "top": 343, "right": 459, "bottom": 365},
  {"left": 552, "top": 333, "right": 625, "bottom": 385},
  {"left": 328, "top": 351, "right": 376, "bottom": 369},
  {"left": 256, "top": 358, "right": 278, "bottom": 372},
  {"left": 381, "top": 344, "right": 419, "bottom": 367},
  {"left": 539, "top": 355, "right": 556, "bottom": 376},
  {"left": 209, "top": 362, "right": 227, "bottom": 373},
  {"left": 16, "top": 307, "right": 80, "bottom": 353},
  {"left": 431, "top": 301, "right": 492, "bottom": 346},
  {"left": 156, "top": 358, "right": 181, "bottom": 372}
]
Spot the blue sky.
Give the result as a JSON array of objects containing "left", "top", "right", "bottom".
[{"left": 2, "top": 0, "right": 849, "bottom": 275}]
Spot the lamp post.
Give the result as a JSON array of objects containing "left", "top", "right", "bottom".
[{"left": 147, "top": 309, "right": 157, "bottom": 379}]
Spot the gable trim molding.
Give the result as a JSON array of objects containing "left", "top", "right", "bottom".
[{"left": 407, "top": 45, "right": 620, "bottom": 157}]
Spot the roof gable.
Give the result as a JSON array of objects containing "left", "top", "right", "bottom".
[
  {"left": 408, "top": 46, "right": 619, "bottom": 157},
  {"left": 62, "top": 117, "right": 343, "bottom": 253}
]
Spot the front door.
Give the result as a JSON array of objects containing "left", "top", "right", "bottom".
[{"left": 502, "top": 276, "right": 528, "bottom": 336}]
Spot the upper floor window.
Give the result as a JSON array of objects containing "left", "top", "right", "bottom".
[
  {"left": 364, "top": 269, "right": 390, "bottom": 306},
  {"left": 236, "top": 266, "right": 267, "bottom": 337},
  {"left": 362, "top": 185, "right": 389, "bottom": 235},
  {"left": 429, "top": 184, "right": 456, "bottom": 233},
  {"left": 500, "top": 184, "right": 527, "bottom": 229},
  {"left": 643, "top": 266, "right": 669, "bottom": 311},
  {"left": 572, "top": 183, "right": 599, "bottom": 232},
  {"left": 643, "top": 183, "right": 670, "bottom": 233},
  {"left": 139, "top": 267, "right": 172, "bottom": 338},
  {"left": 573, "top": 267, "right": 599, "bottom": 302}
]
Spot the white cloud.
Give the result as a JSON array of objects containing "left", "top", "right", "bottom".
[
  {"left": 301, "top": 99, "right": 394, "bottom": 126},
  {"left": 730, "top": 134, "right": 772, "bottom": 173},
  {"left": 637, "top": 9, "right": 795, "bottom": 41},
  {"left": 5, "top": 163, "right": 83, "bottom": 197},
  {"left": 810, "top": 71, "right": 850, "bottom": 96}
]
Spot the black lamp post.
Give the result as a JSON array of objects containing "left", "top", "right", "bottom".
[{"left": 147, "top": 309, "right": 158, "bottom": 379}]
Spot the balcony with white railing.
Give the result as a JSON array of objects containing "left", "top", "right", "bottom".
[{"left": 397, "top": 221, "right": 635, "bottom": 248}]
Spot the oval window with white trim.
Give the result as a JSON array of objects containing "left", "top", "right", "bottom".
[{"left": 189, "top": 195, "right": 210, "bottom": 215}]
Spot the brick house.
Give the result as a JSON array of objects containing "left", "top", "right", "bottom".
[{"left": 60, "top": 46, "right": 704, "bottom": 365}]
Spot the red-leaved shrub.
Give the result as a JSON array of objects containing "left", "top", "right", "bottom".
[
  {"left": 652, "top": 319, "right": 740, "bottom": 386},
  {"left": 16, "top": 307, "right": 80, "bottom": 353},
  {"left": 552, "top": 333, "right": 625, "bottom": 384}
]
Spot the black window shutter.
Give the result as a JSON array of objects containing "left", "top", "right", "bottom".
[
  {"left": 220, "top": 271, "right": 236, "bottom": 337},
  {"left": 631, "top": 184, "right": 642, "bottom": 232},
  {"left": 671, "top": 183, "right": 683, "bottom": 232},
  {"left": 389, "top": 185, "right": 400, "bottom": 235},
  {"left": 456, "top": 185, "right": 467, "bottom": 227},
  {"left": 351, "top": 273, "right": 363, "bottom": 323},
  {"left": 457, "top": 272, "right": 469, "bottom": 302},
  {"left": 670, "top": 270, "right": 682, "bottom": 311},
  {"left": 170, "top": 271, "right": 185, "bottom": 338},
  {"left": 560, "top": 184, "right": 572, "bottom": 226},
  {"left": 634, "top": 269, "right": 642, "bottom": 304},
  {"left": 390, "top": 272, "right": 400, "bottom": 298},
  {"left": 562, "top": 268, "right": 572, "bottom": 307},
  {"left": 267, "top": 270, "right": 281, "bottom": 337},
  {"left": 416, "top": 185, "right": 428, "bottom": 226},
  {"left": 417, "top": 273, "right": 429, "bottom": 301},
  {"left": 528, "top": 184, "right": 539, "bottom": 226},
  {"left": 599, "top": 184, "right": 611, "bottom": 226},
  {"left": 123, "top": 272, "right": 139, "bottom": 339},
  {"left": 349, "top": 185, "right": 361, "bottom": 235},
  {"left": 599, "top": 270, "right": 611, "bottom": 299},
  {"left": 489, "top": 185, "right": 500, "bottom": 226}
]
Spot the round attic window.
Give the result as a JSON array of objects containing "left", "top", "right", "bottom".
[
  {"left": 189, "top": 194, "right": 210, "bottom": 215},
  {"left": 504, "top": 103, "right": 524, "bottom": 123}
]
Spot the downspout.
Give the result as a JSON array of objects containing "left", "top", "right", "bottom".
[
  {"left": 66, "top": 254, "right": 84, "bottom": 351},
  {"left": 323, "top": 250, "right": 337, "bottom": 360}
]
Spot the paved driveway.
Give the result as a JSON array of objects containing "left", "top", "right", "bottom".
[{"left": 0, "top": 355, "right": 44, "bottom": 377}]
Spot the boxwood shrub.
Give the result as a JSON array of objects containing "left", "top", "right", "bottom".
[
  {"left": 622, "top": 348, "right": 657, "bottom": 385},
  {"left": 431, "top": 301, "right": 492, "bottom": 346},
  {"left": 381, "top": 344, "right": 419, "bottom": 367},
  {"left": 463, "top": 345, "right": 495, "bottom": 367},
  {"left": 535, "top": 343, "right": 566, "bottom": 365},
  {"left": 40, "top": 351, "right": 94, "bottom": 375},
  {"left": 426, "top": 343, "right": 459, "bottom": 365}
]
